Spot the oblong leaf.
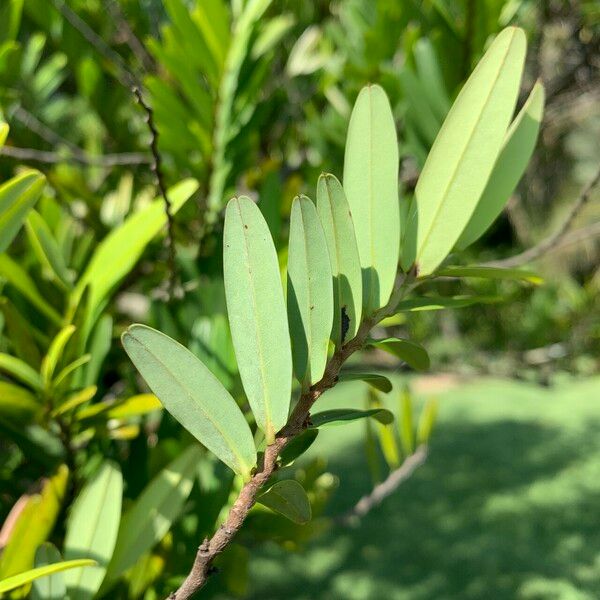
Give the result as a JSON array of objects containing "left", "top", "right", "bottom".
[
  {"left": 316, "top": 173, "right": 362, "bottom": 345},
  {"left": 367, "top": 338, "right": 430, "bottom": 371},
  {"left": 394, "top": 295, "right": 501, "bottom": 312},
  {"left": 287, "top": 195, "right": 333, "bottom": 386},
  {"left": 310, "top": 408, "right": 394, "bottom": 428},
  {"left": 223, "top": 196, "right": 292, "bottom": 443},
  {"left": 257, "top": 480, "right": 311, "bottom": 524},
  {"left": 122, "top": 324, "right": 256, "bottom": 478},
  {"left": 63, "top": 461, "right": 123, "bottom": 600},
  {"left": 41, "top": 325, "right": 76, "bottom": 386},
  {"left": 403, "top": 27, "right": 527, "bottom": 275},
  {"left": 457, "top": 81, "right": 545, "bottom": 249},
  {"left": 31, "top": 543, "right": 66, "bottom": 600},
  {"left": 0, "top": 560, "right": 96, "bottom": 594},
  {"left": 338, "top": 372, "right": 393, "bottom": 393},
  {"left": 0, "top": 170, "right": 45, "bottom": 254},
  {"left": 343, "top": 84, "right": 400, "bottom": 314},
  {"left": 279, "top": 429, "right": 319, "bottom": 466},
  {"left": 104, "top": 445, "right": 202, "bottom": 586},
  {"left": 0, "top": 352, "right": 42, "bottom": 390},
  {"left": 0, "top": 381, "right": 39, "bottom": 421},
  {"left": 417, "top": 398, "right": 438, "bottom": 445},
  {"left": 437, "top": 265, "right": 542, "bottom": 284}
]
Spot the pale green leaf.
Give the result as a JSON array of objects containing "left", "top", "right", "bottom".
[
  {"left": 63, "top": 461, "right": 122, "bottom": 600},
  {"left": 310, "top": 408, "right": 394, "bottom": 428},
  {"left": 31, "top": 543, "right": 66, "bottom": 600},
  {"left": 417, "top": 398, "right": 438, "bottom": 445},
  {"left": 0, "top": 170, "right": 45, "bottom": 253},
  {"left": 0, "top": 560, "right": 95, "bottom": 594},
  {"left": 0, "top": 352, "right": 42, "bottom": 390},
  {"left": 338, "top": 372, "right": 393, "bottom": 393},
  {"left": 457, "top": 81, "right": 545, "bottom": 249},
  {"left": 343, "top": 84, "right": 400, "bottom": 313},
  {"left": 104, "top": 445, "right": 202, "bottom": 585},
  {"left": 122, "top": 324, "right": 256, "bottom": 477},
  {"left": 437, "top": 265, "right": 542, "bottom": 284},
  {"left": 73, "top": 179, "right": 197, "bottom": 320},
  {"left": 403, "top": 27, "right": 527, "bottom": 275},
  {"left": 287, "top": 195, "right": 333, "bottom": 386},
  {"left": 367, "top": 338, "right": 430, "bottom": 371},
  {"left": 223, "top": 196, "right": 292, "bottom": 443},
  {"left": 316, "top": 173, "right": 362, "bottom": 346},
  {"left": 257, "top": 480, "right": 311, "bottom": 524}
]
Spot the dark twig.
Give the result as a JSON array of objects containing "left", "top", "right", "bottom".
[
  {"left": 167, "top": 277, "right": 413, "bottom": 599},
  {"left": 485, "top": 165, "right": 600, "bottom": 268},
  {"left": 335, "top": 445, "right": 429, "bottom": 527},
  {"left": 0, "top": 145, "right": 150, "bottom": 167},
  {"left": 133, "top": 87, "right": 180, "bottom": 299}
]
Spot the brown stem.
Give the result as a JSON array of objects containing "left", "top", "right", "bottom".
[{"left": 167, "top": 276, "right": 411, "bottom": 599}]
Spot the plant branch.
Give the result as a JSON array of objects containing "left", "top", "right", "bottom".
[
  {"left": 167, "top": 275, "right": 412, "bottom": 599},
  {"left": 485, "top": 165, "right": 600, "bottom": 268},
  {"left": 335, "top": 445, "right": 429, "bottom": 527},
  {"left": 0, "top": 145, "right": 150, "bottom": 166},
  {"left": 132, "top": 87, "right": 180, "bottom": 300}
]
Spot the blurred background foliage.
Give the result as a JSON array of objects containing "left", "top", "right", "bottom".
[{"left": 0, "top": 0, "right": 598, "bottom": 598}]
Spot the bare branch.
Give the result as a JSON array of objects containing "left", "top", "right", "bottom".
[
  {"left": 0, "top": 145, "right": 150, "bottom": 167},
  {"left": 132, "top": 87, "right": 180, "bottom": 300},
  {"left": 485, "top": 165, "right": 600, "bottom": 268},
  {"left": 335, "top": 445, "right": 429, "bottom": 527},
  {"left": 167, "top": 276, "right": 414, "bottom": 599}
]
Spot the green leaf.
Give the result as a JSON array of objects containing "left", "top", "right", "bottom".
[
  {"left": 367, "top": 338, "right": 430, "bottom": 371},
  {"left": 417, "top": 398, "right": 438, "bottom": 445},
  {"left": 104, "top": 445, "right": 202, "bottom": 585},
  {"left": 437, "top": 265, "right": 542, "bottom": 284},
  {"left": 40, "top": 325, "right": 75, "bottom": 387},
  {"left": 403, "top": 27, "right": 527, "bottom": 275},
  {"left": 257, "top": 480, "right": 311, "bottom": 524},
  {"left": 395, "top": 295, "right": 501, "bottom": 312},
  {"left": 0, "top": 254, "right": 62, "bottom": 324},
  {"left": 456, "top": 81, "right": 545, "bottom": 249},
  {"left": 25, "top": 210, "right": 73, "bottom": 289},
  {"left": 343, "top": 84, "right": 400, "bottom": 314},
  {"left": 0, "top": 381, "right": 39, "bottom": 421},
  {"left": 52, "top": 354, "right": 91, "bottom": 389},
  {"left": 287, "top": 195, "right": 333, "bottom": 386},
  {"left": 369, "top": 392, "right": 400, "bottom": 469},
  {"left": 310, "top": 408, "right": 394, "bottom": 428},
  {"left": 80, "top": 314, "right": 112, "bottom": 387},
  {"left": 0, "top": 170, "right": 45, "bottom": 254},
  {"left": 122, "top": 324, "right": 256, "bottom": 478},
  {"left": 31, "top": 543, "right": 66, "bottom": 600},
  {"left": 50, "top": 386, "right": 97, "bottom": 417},
  {"left": 63, "top": 461, "right": 123, "bottom": 600},
  {"left": 73, "top": 179, "right": 197, "bottom": 321},
  {"left": 0, "top": 352, "right": 42, "bottom": 390},
  {"left": 399, "top": 388, "right": 414, "bottom": 455},
  {"left": 413, "top": 38, "right": 451, "bottom": 121},
  {"left": 0, "top": 297, "right": 41, "bottom": 366},
  {"left": 0, "top": 465, "right": 69, "bottom": 582},
  {"left": 316, "top": 173, "right": 363, "bottom": 346},
  {"left": 105, "top": 394, "right": 162, "bottom": 419},
  {"left": 0, "top": 122, "right": 8, "bottom": 147},
  {"left": 223, "top": 197, "right": 292, "bottom": 443},
  {"left": 0, "top": 560, "right": 96, "bottom": 594},
  {"left": 338, "top": 372, "right": 393, "bottom": 393},
  {"left": 279, "top": 429, "right": 319, "bottom": 466}
]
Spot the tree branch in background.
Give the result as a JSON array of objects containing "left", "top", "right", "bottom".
[
  {"left": 168, "top": 277, "right": 414, "bottom": 600},
  {"left": 335, "top": 445, "right": 429, "bottom": 528},
  {"left": 486, "top": 165, "right": 600, "bottom": 268},
  {"left": 0, "top": 145, "right": 150, "bottom": 167},
  {"left": 133, "top": 87, "right": 180, "bottom": 300}
]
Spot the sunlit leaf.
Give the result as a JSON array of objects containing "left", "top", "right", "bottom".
[
  {"left": 316, "top": 173, "right": 363, "bottom": 346},
  {"left": 395, "top": 295, "right": 501, "bottom": 312},
  {"left": 223, "top": 196, "right": 292, "bottom": 442},
  {"left": 399, "top": 388, "right": 414, "bottom": 455},
  {"left": 40, "top": 325, "right": 76, "bottom": 387},
  {"left": 257, "top": 480, "right": 311, "bottom": 524},
  {"left": 367, "top": 338, "right": 430, "bottom": 371},
  {"left": 417, "top": 398, "right": 438, "bottom": 445},
  {"left": 0, "top": 352, "right": 42, "bottom": 390},
  {"left": 287, "top": 195, "right": 333, "bottom": 386},
  {"left": 403, "top": 27, "right": 527, "bottom": 275},
  {"left": 437, "top": 265, "right": 542, "bottom": 284},
  {"left": 344, "top": 84, "right": 400, "bottom": 313},
  {"left": 0, "top": 381, "right": 39, "bottom": 421},
  {"left": 63, "top": 462, "right": 122, "bottom": 600},
  {"left": 50, "top": 386, "right": 96, "bottom": 417},
  {"left": 122, "top": 324, "right": 256, "bottom": 478},
  {"left": 457, "top": 81, "right": 545, "bottom": 249},
  {"left": 105, "top": 394, "right": 162, "bottom": 419},
  {"left": 310, "top": 408, "right": 394, "bottom": 428}
]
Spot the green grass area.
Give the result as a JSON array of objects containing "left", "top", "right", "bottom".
[{"left": 242, "top": 376, "right": 600, "bottom": 599}]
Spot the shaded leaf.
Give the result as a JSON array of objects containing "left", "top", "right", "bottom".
[
  {"left": 31, "top": 543, "right": 66, "bottom": 600},
  {"left": 0, "top": 352, "right": 42, "bottom": 390},
  {"left": 367, "top": 338, "right": 430, "bottom": 371},
  {"left": 287, "top": 195, "right": 333, "bottom": 386},
  {"left": 395, "top": 295, "right": 501, "bottom": 312},
  {"left": 417, "top": 398, "right": 438, "bottom": 445},
  {"left": 0, "top": 381, "right": 39, "bottom": 421},
  {"left": 122, "top": 325, "right": 256, "bottom": 478},
  {"left": 310, "top": 408, "right": 394, "bottom": 428},
  {"left": 399, "top": 388, "right": 414, "bottom": 455},
  {"left": 437, "top": 265, "right": 542, "bottom": 284},
  {"left": 343, "top": 84, "right": 400, "bottom": 313},
  {"left": 279, "top": 429, "right": 319, "bottom": 466},
  {"left": 338, "top": 372, "right": 393, "bottom": 393},
  {"left": 223, "top": 197, "right": 292, "bottom": 442},
  {"left": 257, "top": 480, "right": 311, "bottom": 524}
]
